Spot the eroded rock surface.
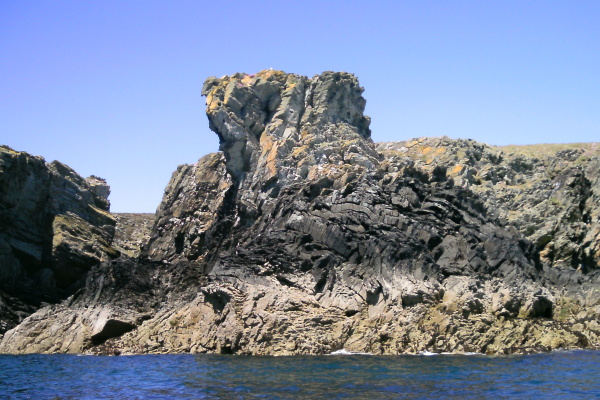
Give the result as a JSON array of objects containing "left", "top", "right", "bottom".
[
  {"left": 1, "top": 71, "right": 598, "bottom": 355},
  {"left": 378, "top": 139, "right": 600, "bottom": 272},
  {"left": 112, "top": 213, "right": 154, "bottom": 257},
  {"left": 0, "top": 146, "right": 118, "bottom": 334}
]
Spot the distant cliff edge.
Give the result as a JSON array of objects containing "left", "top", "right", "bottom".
[{"left": 1, "top": 70, "right": 598, "bottom": 355}]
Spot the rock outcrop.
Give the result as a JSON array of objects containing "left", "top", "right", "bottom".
[
  {"left": 378, "top": 139, "right": 600, "bottom": 273},
  {"left": 1, "top": 71, "right": 598, "bottom": 355},
  {"left": 0, "top": 146, "right": 117, "bottom": 334},
  {"left": 112, "top": 213, "right": 154, "bottom": 257}
]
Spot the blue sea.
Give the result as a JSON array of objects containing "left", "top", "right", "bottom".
[{"left": 0, "top": 350, "right": 598, "bottom": 399}]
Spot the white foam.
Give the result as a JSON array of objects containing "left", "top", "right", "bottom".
[
  {"left": 329, "top": 349, "right": 373, "bottom": 356},
  {"left": 419, "top": 351, "right": 439, "bottom": 356}
]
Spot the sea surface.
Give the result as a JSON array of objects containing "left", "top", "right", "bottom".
[{"left": 0, "top": 350, "right": 598, "bottom": 399}]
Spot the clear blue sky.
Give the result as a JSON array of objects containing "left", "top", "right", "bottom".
[{"left": 1, "top": 1, "right": 599, "bottom": 212}]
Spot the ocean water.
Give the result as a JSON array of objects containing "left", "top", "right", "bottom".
[{"left": 0, "top": 350, "right": 598, "bottom": 399}]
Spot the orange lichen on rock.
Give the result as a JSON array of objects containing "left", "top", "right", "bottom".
[
  {"left": 206, "top": 92, "right": 220, "bottom": 111},
  {"left": 291, "top": 145, "right": 308, "bottom": 159},
  {"left": 260, "top": 132, "right": 280, "bottom": 180},
  {"left": 451, "top": 164, "right": 464, "bottom": 175}
]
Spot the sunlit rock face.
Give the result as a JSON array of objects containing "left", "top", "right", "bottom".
[{"left": 1, "top": 71, "right": 598, "bottom": 356}]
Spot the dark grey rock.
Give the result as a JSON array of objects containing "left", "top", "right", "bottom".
[{"left": 0, "top": 145, "right": 117, "bottom": 334}]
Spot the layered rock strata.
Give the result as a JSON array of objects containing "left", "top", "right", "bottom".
[
  {"left": 1, "top": 71, "right": 598, "bottom": 355},
  {"left": 378, "top": 139, "right": 600, "bottom": 273},
  {"left": 112, "top": 213, "right": 154, "bottom": 257},
  {"left": 0, "top": 146, "right": 117, "bottom": 334}
]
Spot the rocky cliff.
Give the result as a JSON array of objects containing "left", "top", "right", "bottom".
[
  {"left": 1, "top": 71, "right": 598, "bottom": 355},
  {"left": 378, "top": 139, "right": 600, "bottom": 273},
  {"left": 112, "top": 213, "right": 154, "bottom": 257},
  {"left": 0, "top": 146, "right": 118, "bottom": 334}
]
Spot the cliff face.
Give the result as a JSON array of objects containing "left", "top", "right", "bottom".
[
  {"left": 1, "top": 71, "right": 598, "bottom": 355},
  {"left": 0, "top": 146, "right": 117, "bottom": 334},
  {"left": 112, "top": 213, "right": 154, "bottom": 257},
  {"left": 378, "top": 139, "right": 600, "bottom": 273}
]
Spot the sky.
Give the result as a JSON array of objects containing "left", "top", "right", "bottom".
[{"left": 1, "top": 1, "right": 599, "bottom": 212}]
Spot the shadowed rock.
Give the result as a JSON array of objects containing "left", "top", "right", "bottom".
[{"left": 0, "top": 146, "right": 118, "bottom": 334}]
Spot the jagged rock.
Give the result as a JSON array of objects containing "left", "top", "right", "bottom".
[
  {"left": 1, "top": 71, "right": 599, "bottom": 355},
  {"left": 0, "top": 145, "right": 117, "bottom": 334},
  {"left": 377, "top": 138, "right": 600, "bottom": 272},
  {"left": 146, "top": 152, "right": 233, "bottom": 263},
  {"left": 112, "top": 213, "right": 154, "bottom": 257}
]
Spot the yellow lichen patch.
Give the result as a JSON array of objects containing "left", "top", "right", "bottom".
[
  {"left": 451, "top": 164, "right": 464, "bottom": 175},
  {"left": 291, "top": 145, "right": 308, "bottom": 158},
  {"left": 0, "top": 146, "right": 20, "bottom": 155},
  {"left": 300, "top": 130, "right": 311, "bottom": 141},
  {"left": 206, "top": 93, "right": 221, "bottom": 112},
  {"left": 539, "top": 245, "right": 553, "bottom": 262},
  {"left": 420, "top": 146, "right": 432, "bottom": 155},
  {"left": 434, "top": 147, "right": 446, "bottom": 156},
  {"left": 212, "top": 78, "right": 230, "bottom": 93},
  {"left": 259, "top": 69, "right": 285, "bottom": 79},
  {"left": 259, "top": 133, "right": 279, "bottom": 179}
]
